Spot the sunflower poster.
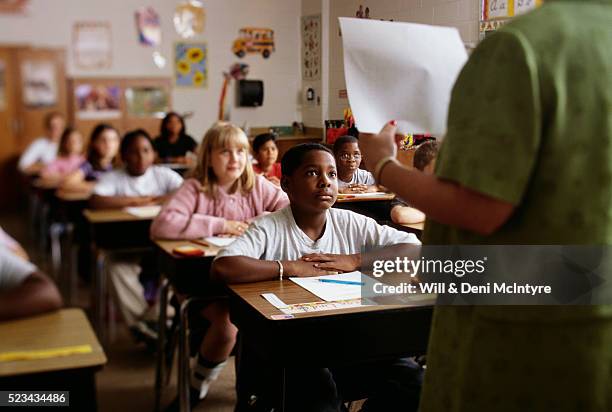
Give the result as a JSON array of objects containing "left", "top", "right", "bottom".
[{"left": 174, "top": 42, "right": 207, "bottom": 88}]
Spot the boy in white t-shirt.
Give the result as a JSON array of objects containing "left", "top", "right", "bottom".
[
  {"left": 333, "top": 135, "right": 378, "bottom": 194},
  {"left": 212, "top": 143, "right": 423, "bottom": 412},
  {"left": 91, "top": 129, "right": 183, "bottom": 344},
  {"left": 18, "top": 112, "right": 65, "bottom": 175}
]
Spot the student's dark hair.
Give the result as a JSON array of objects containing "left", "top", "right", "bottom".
[
  {"left": 281, "top": 143, "right": 334, "bottom": 176},
  {"left": 44, "top": 111, "right": 63, "bottom": 129},
  {"left": 88, "top": 123, "right": 118, "bottom": 169},
  {"left": 159, "top": 111, "right": 186, "bottom": 140},
  {"left": 57, "top": 127, "right": 79, "bottom": 157},
  {"left": 332, "top": 135, "right": 359, "bottom": 155},
  {"left": 252, "top": 133, "right": 277, "bottom": 153},
  {"left": 413, "top": 140, "right": 439, "bottom": 171},
  {"left": 120, "top": 129, "right": 153, "bottom": 159}
]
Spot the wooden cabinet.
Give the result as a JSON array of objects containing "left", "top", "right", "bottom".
[{"left": 0, "top": 46, "right": 67, "bottom": 210}]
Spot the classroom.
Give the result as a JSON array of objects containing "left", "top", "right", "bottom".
[{"left": 0, "top": 0, "right": 610, "bottom": 411}]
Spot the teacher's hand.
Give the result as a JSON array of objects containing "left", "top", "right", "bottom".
[{"left": 359, "top": 120, "right": 399, "bottom": 170}]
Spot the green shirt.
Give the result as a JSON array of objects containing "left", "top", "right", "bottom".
[
  {"left": 420, "top": 2, "right": 612, "bottom": 411},
  {"left": 424, "top": 0, "right": 612, "bottom": 245}
]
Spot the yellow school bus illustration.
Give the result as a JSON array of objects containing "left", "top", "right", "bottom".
[{"left": 232, "top": 27, "right": 275, "bottom": 59}]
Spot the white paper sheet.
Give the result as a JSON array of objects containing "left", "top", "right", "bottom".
[
  {"left": 290, "top": 272, "right": 375, "bottom": 302},
  {"left": 340, "top": 18, "right": 467, "bottom": 136},
  {"left": 204, "top": 236, "right": 236, "bottom": 248},
  {"left": 124, "top": 205, "right": 162, "bottom": 218}
]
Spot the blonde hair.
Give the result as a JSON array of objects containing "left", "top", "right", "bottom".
[{"left": 192, "top": 123, "right": 255, "bottom": 197}]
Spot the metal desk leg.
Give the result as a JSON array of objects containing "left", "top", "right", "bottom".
[
  {"left": 49, "top": 223, "right": 63, "bottom": 282},
  {"left": 94, "top": 250, "right": 108, "bottom": 345},
  {"left": 178, "top": 298, "right": 192, "bottom": 412},
  {"left": 154, "top": 277, "right": 170, "bottom": 412}
]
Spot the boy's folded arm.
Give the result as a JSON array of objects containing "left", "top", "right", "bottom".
[
  {"left": 0, "top": 271, "right": 63, "bottom": 321},
  {"left": 212, "top": 256, "right": 333, "bottom": 283}
]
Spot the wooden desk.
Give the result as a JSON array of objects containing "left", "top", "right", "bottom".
[
  {"left": 403, "top": 222, "right": 424, "bottom": 232},
  {"left": 0, "top": 309, "right": 106, "bottom": 411},
  {"left": 84, "top": 209, "right": 157, "bottom": 342},
  {"left": 152, "top": 239, "right": 221, "bottom": 412},
  {"left": 334, "top": 193, "right": 396, "bottom": 223},
  {"left": 227, "top": 280, "right": 434, "bottom": 411},
  {"left": 336, "top": 193, "right": 396, "bottom": 203}
]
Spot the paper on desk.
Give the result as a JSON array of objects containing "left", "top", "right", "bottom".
[
  {"left": 290, "top": 272, "right": 373, "bottom": 302},
  {"left": 340, "top": 17, "right": 467, "bottom": 136},
  {"left": 124, "top": 205, "right": 162, "bottom": 218},
  {"left": 204, "top": 236, "right": 236, "bottom": 248}
]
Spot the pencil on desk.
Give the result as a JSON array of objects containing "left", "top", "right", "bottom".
[{"left": 190, "top": 239, "right": 210, "bottom": 247}]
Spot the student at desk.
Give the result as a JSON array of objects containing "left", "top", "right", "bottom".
[
  {"left": 151, "top": 123, "right": 288, "bottom": 410},
  {"left": 212, "top": 143, "right": 422, "bottom": 412},
  {"left": 334, "top": 135, "right": 378, "bottom": 194},
  {"left": 390, "top": 140, "right": 438, "bottom": 225},
  {"left": 0, "top": 247, "right": 62, "bottom": 321},
  {"left": 62, "top": 124, "right": 120, "bottom": 192},
  {"left": 18, "top": 112, "right": 65, "bottom": 176},
  {"left": 90, "top": 129, "right": 183, "bottom": 344}
]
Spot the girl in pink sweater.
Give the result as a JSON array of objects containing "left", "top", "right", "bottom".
[
  {"left": 151, "top": 123, "right": 288, "bottom": 409},
  {"left": 41, "top": 128, "right": 85, "bottom": 180}
]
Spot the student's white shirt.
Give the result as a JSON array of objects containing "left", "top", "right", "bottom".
[
  {"left": 18, "top": 137, "right": 58, "bottom": 171},
  {"left": 216, "top": 206, "right": 420, "bottom": 261},
  {"left": 93, "top": 165, "right": 184, "bottom": 197},
  {"left": 338, "top": 168, "right": 376, "bottom": 188},
  {"left": 0, "top": 247, "right": 36, "bottom": 290}
]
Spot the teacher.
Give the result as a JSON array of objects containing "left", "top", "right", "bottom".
[{"left": 360, "top": 1, "right": 612, "bottom": 411}]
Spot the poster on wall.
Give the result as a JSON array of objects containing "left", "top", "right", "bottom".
[
  {"left": 75, "top": 84, "right": 121, "bottom": 120},
  {"left": 480, "top": 0, "right": 543, "bottom": 36},
  {"left": 135, "top": 6, "right": 161, "bottom": 47},
  {"left": 232, "top": 28, "right": 275, "bottom": 59},
  {"left": 0, "top": 0, "right": 28, "bottom": 14},
  {"left": 125, "top": 86, "right": 169, "bottom": 117},
  {"left": 174, "top": 1, "right": 205, "bottom": 39},
  {"left": 73, "top": 21, "right": 112, "bottom": 69},
  {"left": 302, "top": 15, "right": 321, "bottom": 81},
  {"left": 0, "top": 61, "right": 6, "bottom": 110},
  {"left": 21, "top": 60, "right": 57, "bottom": 108},
  {"left": 174, "top": 42, "right": 207, "bottom": 88}
]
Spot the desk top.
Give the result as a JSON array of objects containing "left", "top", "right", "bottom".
[
  {"left": 228, "top": 279, "right": 434, "bottom": 321},
  {"left": 83, "top": 208, "right": 155, "bottom": 223},
  {"left": 55, "top": 188, "right": 91, "bottom": 202},
  {"left": 0, "top": 309, "right": 107, "bottom": 377},
  {"left": 153, "top": 239, "right": 220, "bottom": 258},
  {"left": 402, "top": 222, "right": 425, "bottom": 231},
  {"left": 336, "top": 193, "right": 395, "bottom": 203}
]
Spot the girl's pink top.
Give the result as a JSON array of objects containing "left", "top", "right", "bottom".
[
  {"left": 42, "top": 155, "right": 85, "bottom": 176},
  {"left": 150, "top": 175, "right": 289, "bottom": 239}
]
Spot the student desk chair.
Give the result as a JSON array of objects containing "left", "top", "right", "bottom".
[
  {"left": 333, "top": 193, "right": 396, "bottom": 223},
  {"left": 227, "top": 280, "right": 435, "bottom": 412},
  {"left": 152, "top": 239, "right": 221, "bottom": 412},
  {"left": 83, "top": 209, "right": 156, "bottom": 345},
  {"left": 0, "top": 308, "right": 107, "bottom": 411}
]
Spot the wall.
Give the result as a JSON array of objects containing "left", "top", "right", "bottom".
[
  {"left": 326, "top": 0, "right": 479, "bottom": 120},
  {"left": 0, "top": 0, "right": 302, "bottom": 140}
]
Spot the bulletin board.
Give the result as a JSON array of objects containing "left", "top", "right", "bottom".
[
  {"left": 479, "top": 0, "right": 543, "bottom": 38},
  {"left": 68, "top": 77, "right": 171, "bottom": 141}
]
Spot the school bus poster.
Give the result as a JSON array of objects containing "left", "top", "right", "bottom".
[{"left": 232, "top": 27, "right": 275, "bottom": 59}]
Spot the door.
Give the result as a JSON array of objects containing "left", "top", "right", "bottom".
[{"left": 0, "top": 47, "right": 20, "bottom": 209}]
